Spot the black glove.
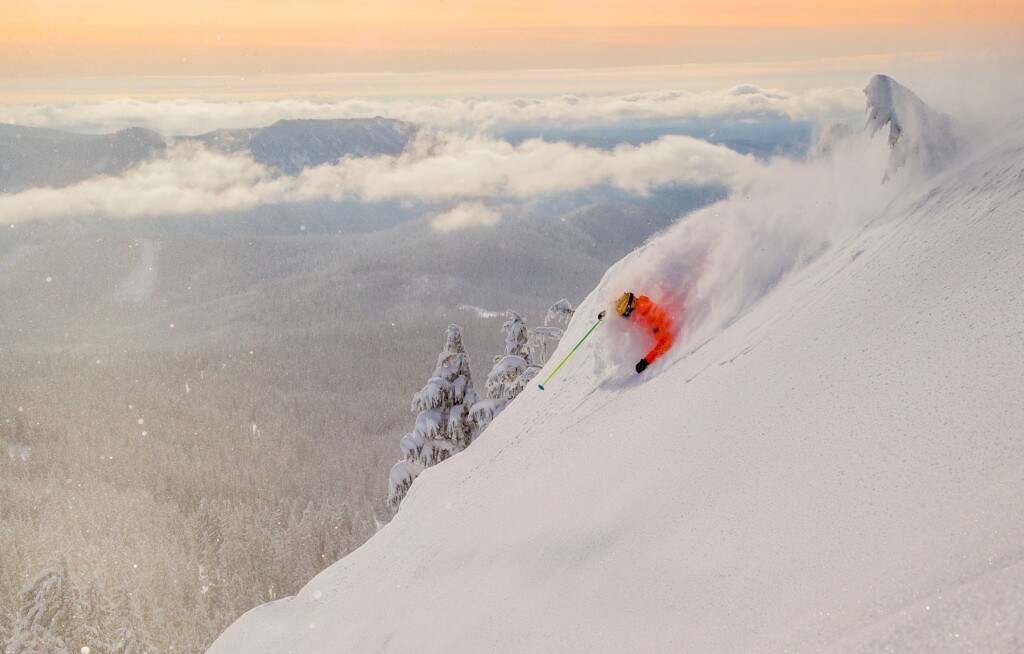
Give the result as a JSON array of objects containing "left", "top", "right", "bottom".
[
  {"left": 597, "top": 310, "right": 606, "bottom": 320},
  {"left": 635, "top": 358, "right": 649, "bottom": 373}
]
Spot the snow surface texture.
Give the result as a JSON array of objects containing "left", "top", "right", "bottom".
[{"left": 209, "top": 80, "right": 1024, "bottom": 653}]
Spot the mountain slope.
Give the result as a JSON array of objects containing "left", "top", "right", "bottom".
[
  {"left": 0, "top": 163, "right": 695, "bottom": 650},
  {"left": 195, "top": 117, "right": 418, "bottom": 174},
  {"left": 209, "top": 95, "right": 1024, "bottom": 651},
  {"left": 0, "top": 124, "right": 165, "bottom": 192},
  {"left": 0, "top": 118, "right": 419, "bottom": 194}
]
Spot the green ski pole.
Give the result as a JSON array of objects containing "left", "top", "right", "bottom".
[{"left": 538, "top": 310, "right": 606, "bottom": 390}]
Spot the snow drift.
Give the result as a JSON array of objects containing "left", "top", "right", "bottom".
[{"left": 209, "top": 77, "right": 1024, "bottom": 653}]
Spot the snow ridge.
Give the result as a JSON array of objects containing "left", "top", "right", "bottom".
[{"left": 864, "top": 74, "right": 964, "bottom": 178}]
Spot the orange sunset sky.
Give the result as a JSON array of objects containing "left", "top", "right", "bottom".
[{"left": 1, "top": 0, "right": 1022, "bottom": 77}]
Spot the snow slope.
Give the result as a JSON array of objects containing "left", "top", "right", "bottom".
[{"left": 209, "top": 79, "right": 1024, "bottom": 653}]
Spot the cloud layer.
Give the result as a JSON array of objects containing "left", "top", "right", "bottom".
[
  {"left": 0, "top": 134, "right": 760, "bottom": 224},
  {"left": 431, "top": 203, "right": 503, "bottom": 232},
  {"left": 0, "top": 81, "right": 885, "bottom": 227},
  {"left": 0, "top": 86, "right": 864, "bottom": 136}
]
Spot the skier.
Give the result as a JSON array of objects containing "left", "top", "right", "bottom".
[{"left": 615, "top": 292, "right": 674, "bottom": 373}]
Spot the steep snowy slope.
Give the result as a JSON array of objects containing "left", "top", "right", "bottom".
[{"left": 210, "top": 83, "right": 1024, "bottom": 653}]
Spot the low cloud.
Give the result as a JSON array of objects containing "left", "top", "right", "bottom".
[
  {"left": 0, "top": 134, "right": 760, "bottom": 224},
  {"left": 0, "top": 86, "right": 864, "bottom": 136},
  {"left": 431, "top": 202, "right": 502, "bottom": 232},
  {"left": 0, "top": 143, "right": 284, "bottom": 221}
]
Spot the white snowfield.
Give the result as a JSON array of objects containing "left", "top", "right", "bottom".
[{"left": 209, "top": 77, "right": 1024, "bottom": 653}]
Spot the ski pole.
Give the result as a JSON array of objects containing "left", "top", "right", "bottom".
[{"left": 538, "top": 311, "right": 605, "bottom": 390}]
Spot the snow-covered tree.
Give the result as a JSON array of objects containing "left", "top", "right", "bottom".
[
  {"left": 501, "top": 312, "right": 530, "bottom": 359},
  {"left": 5, "top": 559, "right": 79, "bottom": 654},
  {"left": 525, "top": 327, "right": 563, "bottom": 366},
  {"left": 84, "top": 589, "right": 156, "bottom": 654},
  {"left": 388, "top": 325, "right": 479, "bottom": 508},
  {"left": 108, "top": 624, "right": 152, "bottom": 654},
  {"left": 106, "top": 598, "right": 157, "bottom": 654},
  {"left": 544, "top": 298, "right": 574, "bottom": 326},
  {"left": 483, "top": 354, "right": 529, "bottom": 403},
  {"left": 528, "top": 298, "right": 573, "bottom": 363},
  {"left": 470, "top": 300, "right": 572, "bottom": 431}
]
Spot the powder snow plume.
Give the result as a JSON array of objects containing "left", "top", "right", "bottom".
[{"left": 580, "top": 75, "right": 970, "bottom": 381}]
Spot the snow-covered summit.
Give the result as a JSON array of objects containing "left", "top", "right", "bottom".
[
  {"left": 192, "top": 117, "right": 419, "bottom": 174},
  {"left": 864, "top": 74, "right": 964, "bottom": 178},
  {"left": 209, "top": 78, "right": 1024, "bottom": 653},
  {"left": 814, "top": 75, "right": 963, "bottom": 179},
  {"left": 245, "top": 117, "right": 419, "bottom": 174}
]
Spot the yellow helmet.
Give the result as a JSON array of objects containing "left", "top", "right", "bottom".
[{"left": 615, "top": 292, "right": 636, "bottom": 317}]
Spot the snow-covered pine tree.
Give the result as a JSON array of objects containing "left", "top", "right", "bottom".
[
  {"left": 545, "top": 298, "right": 574, "bottom": 326},
  {"left": 108, "top": 624, "right": 152, "bottom": 654},
  {"left": 54, "top": 582, "right": 159, "bottom": 654},
  {"left": 74, "top": 579, "right": 112, "bottom": 654},
  {"left": 501, "top": 312, "right": 530, "bottom": 359},
  {"left": 106, "top": 592, "right": 157, "bottom": 654},
  {"left": 525, "top": 327, "right": 564, "bottom": 368},
  {"left": 4, "top": 558, "right": 79, "bottom": 654},
  {"left": 528, "top": 298, "right": 573, "bottom": 365},
  {"left": 470, "top": 300, "right": 572, "bottom": 430},
  {"left": 486, "top": 355, "right": 529, "bottom": 400},
  {"left": 387, "top": 325, "right": 478, "bottom": 508}
]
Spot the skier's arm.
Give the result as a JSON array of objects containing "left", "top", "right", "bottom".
[
  {"left": 636, "top": 304, "right": 674, "bottom": 371},
  {"left": 643, "top": 330, "right": 674, "bottom": 364}
]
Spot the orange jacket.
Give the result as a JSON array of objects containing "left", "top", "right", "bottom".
[{"left": 631, "top": 295, "right": 674, "bottom": 364}]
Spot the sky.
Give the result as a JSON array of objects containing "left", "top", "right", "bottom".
[
  {"left": 0, "top": 3, "right": 1021, "bottom": 246},
  {"left": 1, "top": 0, "right": 1021, "bottom": 85}
]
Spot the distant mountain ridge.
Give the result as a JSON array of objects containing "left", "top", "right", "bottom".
[
  {"left": 0, "top": 124, "right": 166, "bottom": 193},
  {"left": 0, "top": 117, "right": 420, "bottom": 192},
  {"left": 192, "top": 117, "right": 419, "bottom": 174}
]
